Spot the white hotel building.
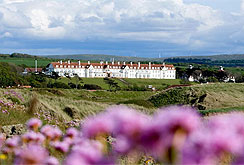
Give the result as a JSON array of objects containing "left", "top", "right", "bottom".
[{"left": 46, "top": 60, "right": 176, "bottom": 79}]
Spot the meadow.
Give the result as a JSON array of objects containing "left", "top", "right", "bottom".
[
  {"left": 1, "top": 83, "right": 244, "bottom": 164},
  {"left": 0, "top": 57, "right": 53, "bottom": 67},
  {"left": 55, "top": 77, "right": 181, "bottom": 91}
]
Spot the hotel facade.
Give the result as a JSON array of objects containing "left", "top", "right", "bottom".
[{"left": 46, "top": 61, "right": 176, "bottom": 79}]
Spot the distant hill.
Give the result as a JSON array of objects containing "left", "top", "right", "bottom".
[
  {"left": 0, "top": 53, "right": 48, "bottom": 59},
  {"left": 3, "top": 52, "right": 244, "bottom": 66},
  {"left": 45, "top": 54, "right": 154, "bottom": 62},
  {"left": 165, "top": 54, "right": 244, "bottom": 61}
]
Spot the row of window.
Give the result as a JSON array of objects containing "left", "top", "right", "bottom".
[{"left": 55, "top": 65, "right": 174, "bottom": 70}]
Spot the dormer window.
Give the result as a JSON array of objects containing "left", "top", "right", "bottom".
[{"left": 56, "top": 65, "right": 59, "bottom": 68}]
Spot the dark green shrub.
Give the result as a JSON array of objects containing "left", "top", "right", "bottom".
[
  {"left": 120, "top": 99, "right": 155, "bottom": 108},
  {"left": 83, "top": 84, "right": 102, "bottom": 90},
  {"left": 52, "top": 82, "right": 71, "bottom": 89},
  {"left": 8, "top": 97, "right": 21, "bottom": 104}
]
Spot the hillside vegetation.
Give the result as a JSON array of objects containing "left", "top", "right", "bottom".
[
  {"left": 0, "top": 88, "right": 157, "bottom": 127},
  {"left": 149, "top": 83, "right": 244, "bottom": 111}
]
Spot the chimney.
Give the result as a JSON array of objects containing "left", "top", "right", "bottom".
[
  {"left": 35, "top": 59, "right": 37, "bottom": 72},
  {"left": 100, "top": 61, "right": 103, "bottom": 65},
  {"left": 78, "top": 60, "right": 81, "bottom": 66},
  {"left": 106, "top": 61, "right": 108, "bottom": 65},
  {"left": 163, "top": 62, "right": 165, "bottom": 66},
  {"left": 138, "top": 62, "right": 141, "bottom": 68},
  {"left": 60, "top": 60, "right": 62, "bottom": 64},
  {"left": 130, "top": 62, "right": 133, "bottom": 66},
  {"left": 123, "top": 61, "right": 126, "bottom": 65},
  {"left": 149, "top": 62, "right": 151, "bottom": 69},
  {"left": 88, "top": 61, "right": 90, "bottom": 64},
  {"left": 118, "top": 61, "right": 120, "bottom": 65},
  {"left": 112, "top": 61, "right": 114, "bottom": 65},
  {"left": 68, "top": 60, "right": 70, "bottom": 64}
]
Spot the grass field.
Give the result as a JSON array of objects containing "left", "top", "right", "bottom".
[
  {"left": 124, "top": 78, "right": 181, "bottom": 89},
  {"left": 199, "top": 106, "right": 244, "bottom": 116},
  {"left": 0, "top": 88, "right": 156, "bottom": 127},
  {"left": 55, "top": 77, "right": 182, "bottom": 90},
  {"left": 2, "top": 83, "right": 244, "bottom": 127},
  {"left": 0, "top": 57, "right": 53, "bottom": 67}
]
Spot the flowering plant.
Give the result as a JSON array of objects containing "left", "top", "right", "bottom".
[{"left": 0, "top": 105, "right": 244, "bottom": 164}]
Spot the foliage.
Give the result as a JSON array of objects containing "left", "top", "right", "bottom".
[
  {"left": 83, "top": 84, "right": 102, "bottom": 90},
  {"left": 104, "top": 78, "right": 120, "bottom": 91},
  {"left": 119, "top": 99, "right": 154, "bottom": 108},
  {"left": 0, "top": 62, "right": 25, "bottom": 87},
  {"left": 2, "top": 106, "right": 244, "bottom": 164},
  {"left": 52, "top": 82, "right": 71, "bottom": 89}
]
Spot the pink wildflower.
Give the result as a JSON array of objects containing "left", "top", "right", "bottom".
[
  {"left": 14, "top": 144, "right": 48, "bottom": 165},
  {"left": 26, "top": 118, "right": 42, "bottom": 132}
]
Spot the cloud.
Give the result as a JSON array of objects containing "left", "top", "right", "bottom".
[
  {"left": 0, "top": 0, "right": 243, "bottom": 56},
  {"left": 0, "top": 0, "right": 223, "bottom": 42}
]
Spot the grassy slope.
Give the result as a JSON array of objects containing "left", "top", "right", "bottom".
[
  {"left": 0, "top": 88, "right": 156, "bottom": 126},
  {"left": 56, "top": 77, "right": 181, "bottom": 90},
  {"left": 2, "top": 83, "right": 244, "bottom": 127},
  {"left": 124, "top": 78, "right": 181, "bottom": 88},
  {"left": 149, "top": 83, "right": 244, "bottom": 113},
  {"left": 0, "top": 57, "right": 53, "bottom": 67}
]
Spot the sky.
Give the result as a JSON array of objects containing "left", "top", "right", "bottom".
[{"left": 0, "top": 0, "right": 244, "bottom": 58}]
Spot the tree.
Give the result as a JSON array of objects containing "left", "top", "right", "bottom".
[
  {"left": 104, "top": 78, "right": 120, "bottom": 91},
  {"left": 52, "top": 71, "right": 60, "bottom": 83}
]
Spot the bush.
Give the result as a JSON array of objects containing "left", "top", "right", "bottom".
[
  {"left": 83, "top": 84, "right": 102, "bottom": 90},
  {"left": 120, "top": 99, "right": 155, "bottom": 108},
  {"left": 124, "top": 84, "right": 148, "bottom": 91},
  {"left": 8, "top": 96, "right": 21, "bottom": 104},
  {"left": 68, "top": 82, "right": 76, "bottom": 89},
  {"left": 52, "top": 82, "right": 71, "bottom": 89}
]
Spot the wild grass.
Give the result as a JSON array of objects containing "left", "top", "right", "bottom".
[{"left": 0, "top": 57, "right": 53, "bottom": 67}]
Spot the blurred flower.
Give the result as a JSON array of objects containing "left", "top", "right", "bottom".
[
  {"left": 26, "top": 118, "right": 42, "bottom": 132},
  {"left": 0, "top": 134, "right": 5, "bottom": 149},
  {"left": 65, "top": 127, "right": 79, "bottom": 139},
  {"left": 41, "top": 125, "right": 62, "bottom": 141},
  {"left": 107, "top": 106, "right": 150, "bottom": 140},
  {"left": 51, "top": 141, "right": 70, "bottom": 153},
  {"left": 22, "top": 132, "right": 45, "bottom": 145},
  {"left": 14, "top": 144, "right": 48, "bottom": 165},
  {"left": 82, "top": 113, "right": 114, "bottom": 138},
  {"left": 6, "top": 136, "right": 20, "bottom": 149},
  {"left": 45, "top": 156, "right": 59, "bottom": 165},
  {"left": 66, "top": 139, "right": 113, "bottom": 165}
]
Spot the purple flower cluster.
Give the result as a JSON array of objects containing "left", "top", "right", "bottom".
[
  {"left": 5, "top": 90, "right": 25, "bottom": 102},
  {"left": 0, "top": 91, "right": 26, "bottom": 115},
  {"left": 2, "top": 106, "right": 244, "bottom": 164}
]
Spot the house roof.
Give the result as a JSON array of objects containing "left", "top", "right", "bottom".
[
  {"left": 50, "top": 62, "right": 175, "bottom": 70},
  {"left": 24, "top": 68, "right": 43, "bottom": 72}
]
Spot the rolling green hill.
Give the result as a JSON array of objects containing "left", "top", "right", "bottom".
[
  {"left": 149, "top": 83, "right": 244, "bottom": 111},
  {"left": 45, "top": 54, "right": 151, "bottom": 62}
]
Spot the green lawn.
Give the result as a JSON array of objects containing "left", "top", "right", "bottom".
[
  {"left": 55, "top": 77, "right": 181, "bottom": 90},
  {"left": 199, "top": 106, "right": 244, "bottom": 116},
  {"left": 0, "top": 57, "right": 53, "bottom": 67},
  {"left": 124, "top": 78, "right": 181, "bottom": 89}
]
